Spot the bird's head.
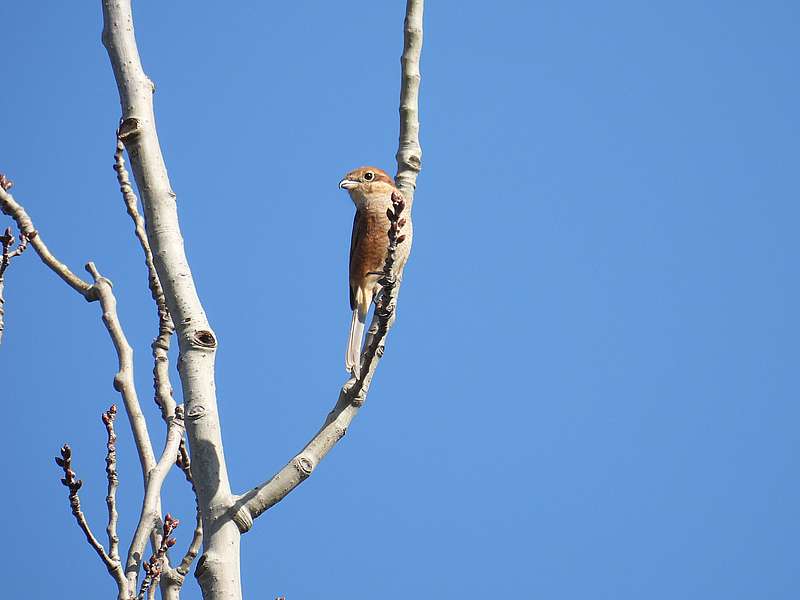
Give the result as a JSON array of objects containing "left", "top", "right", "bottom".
[{"left": 339, "top": 166, "right": 395, "bottom": 199}]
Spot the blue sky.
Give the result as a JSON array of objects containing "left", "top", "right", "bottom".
[{"left": 1, "top": 1, "right": 798, "bottom": 598}]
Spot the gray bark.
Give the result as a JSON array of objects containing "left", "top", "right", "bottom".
[{"left": 100, "top": 1, "right": 241, "bottom": 598}]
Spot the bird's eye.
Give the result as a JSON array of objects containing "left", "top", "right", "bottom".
[{"left": 363, "top": 171, "right": 375, "bottom": 182}]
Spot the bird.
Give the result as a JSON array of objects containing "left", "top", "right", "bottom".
[{"left": 339, "top": 166, "right": 412, "bottom": 378}]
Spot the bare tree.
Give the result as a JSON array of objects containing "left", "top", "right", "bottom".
[{"left": 0, "top": 1, "right": 423, "bottom": 599}]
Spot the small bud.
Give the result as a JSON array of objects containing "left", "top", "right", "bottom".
[{"left": 55, "top": 457, "right": 66, "bottom": 467}]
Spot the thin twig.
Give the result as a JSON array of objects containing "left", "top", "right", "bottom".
[
  {"left": 0, "top": 177, "right": 28, "bottom": 344},
  {"left": 55, "top": 444, "right": 127, "bottom": 590},
  {"left": 0, "top": 225, "right": 23, "bottom": 345},
  {"left": 0, "top": 179, "right": 158, "bottom": 480},
  {"left": 176, "top": 440, "right": 192, "bottom": 483},
  {"left": 0, "top": 178, "right": 92, "bottom": 296},
  {"left": 0, "top": 226, "right": 26, "bottom": 278},
  {"left": 103, "top": 404, "right": 121, "bottom": 563},
  {"left": 125, "top": 405, "right": 185, "bottom": 592},
  {"left": 85, "top": 261, "right": 158, "bottom": 477},
  {"left": 174, "top": 440, "right": 202, "bottom": 576},
  {"left": 113, "top": 137, "right": 177, "bottom": 423},
  {"left": 176, "top": 499, "right": 203, "bottom": 576},
  {"left": 137, "top": 513, "right": 179, "bottom": 600},
  {"left": 113, "top": 138, "right": 199, "bottom": 587}
]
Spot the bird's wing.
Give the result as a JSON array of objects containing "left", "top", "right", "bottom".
[{"left": 349, "top": 210, "right": 364, "bottom": 311}]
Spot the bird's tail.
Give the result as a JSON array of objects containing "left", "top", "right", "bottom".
[{"left": 346, "top": 307, "right": 366, "bottom": 378}]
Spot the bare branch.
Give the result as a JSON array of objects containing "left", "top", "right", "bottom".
[
  {"left": 113, "top": 136, "right": 177, "bottom": 423},
  {"left": 115, "top": 113, "right": 194, "bottom": 596},
  {"left": 232, "top": 0, "right": 423, "bottom": 531},
  {"left": 102, "top": 1, "right": 240, "bottom": 595},
  {"left": 174, "top": 441, "right": 203, "bottom": 577},
  {"left": 234, "top": 193, "right": 410, "bottom": 528},
  {"left": 1, "top": 176, "right": 180, "bottom": 599},
  {"left": 126, "top": 406, "right": 186, "bottom": 591},
  {"left": 102, "top": 404, "right": 121, "bottom": 563},
  {"left": 0, "top": 225, "right": 27, "bottom": 344},
  {"left": 176, "top": 504, "right": 203, "bottom": 577},
  {"left": 55, "top": 444, "right": 127, "bottom": 590},
  {"left": 137, "top": 513, "right": 180, "bottom": 600},
  {"left": 0, "top": 182, "right": 92, "bottom": 297},
  {"left": 85, "top": 261, "right": 158, "bottom": 476},
  {"left": 0, "top": 181, "right": 158, "bottom": 481},
  {"left": 394, "top": 0, "right": 424, "bottom": 206},
  {"left": 176, "top": 440, "right": 192, "bottom": 483}
]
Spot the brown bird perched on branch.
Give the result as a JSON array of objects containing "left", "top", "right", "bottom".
[{"left": 339, "top": 166, "right": 412, "bottom": 378}]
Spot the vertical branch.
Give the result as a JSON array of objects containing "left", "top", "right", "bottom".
[
  {"left": 113, "top": 137, "right": 177, "bottom": 423},
  {"left": 362, "top": 0, "right": 424, "bottom": 357},
  {"left": 137, "top": 514, "right": 180, "bottom": 600},
  {"left": 103, "top": 404, "right": 121, "bottom": 564},
  {"left": 125, "top": 407, "right": 186, "bottom": 591},
  {"left": 394, "top": 0, "right": 424, "bottom": 206},
  {"left": 114, "top": 129, "right": 193, "bottom": 595},
  {"left": 85, "top": 261, "right": 158, "bottom": 477},
  {"left": 0, "top": 242, "right": 6, "bottom": 343},
  {"left": 175, "top": 445, "right": 203, "bottom": 577},
  {"left": 55, "top": 444, "right": 128, "bottom": 594},
  {"left": 0, "top": 223, "right": 26, "bottom": 344},
  {"left": 101, "top": 2, "right": 238, "bottom": 598},
  {"left": 0, "top": 183, "right": 158, "bottom": 484}
]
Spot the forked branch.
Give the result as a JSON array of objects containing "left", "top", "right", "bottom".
[
  {"left": 103, "top": 404, "right": 121, "bottom": 563},
  {"left": 137, "top": 514, "right": 180, "bottom": 600},
  {"left": 102, "top": 0, "right": 240, "bottom": 595},
  {"left": 125, "top": 406, "right": 186, "bottom": 591},
  {"left": 0, "top": 181, "right": 158, "bottom": 481},
  {"left": 115, "top": 123, "right": 199, "bottom": 592},
  {"left": 113, "top": 135, "right": 177, "bottom": 424},
  {"left": 55, "top": 443, "right": 127, "bottom": 591}
]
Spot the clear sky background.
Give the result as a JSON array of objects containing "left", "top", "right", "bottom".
[{"left": 1, "top": 2, "right": 798, "bottom": 599}]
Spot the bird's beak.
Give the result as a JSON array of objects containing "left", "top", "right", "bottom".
[{"left": 339, "top": 178, "right": 358, "bottom": 190}]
